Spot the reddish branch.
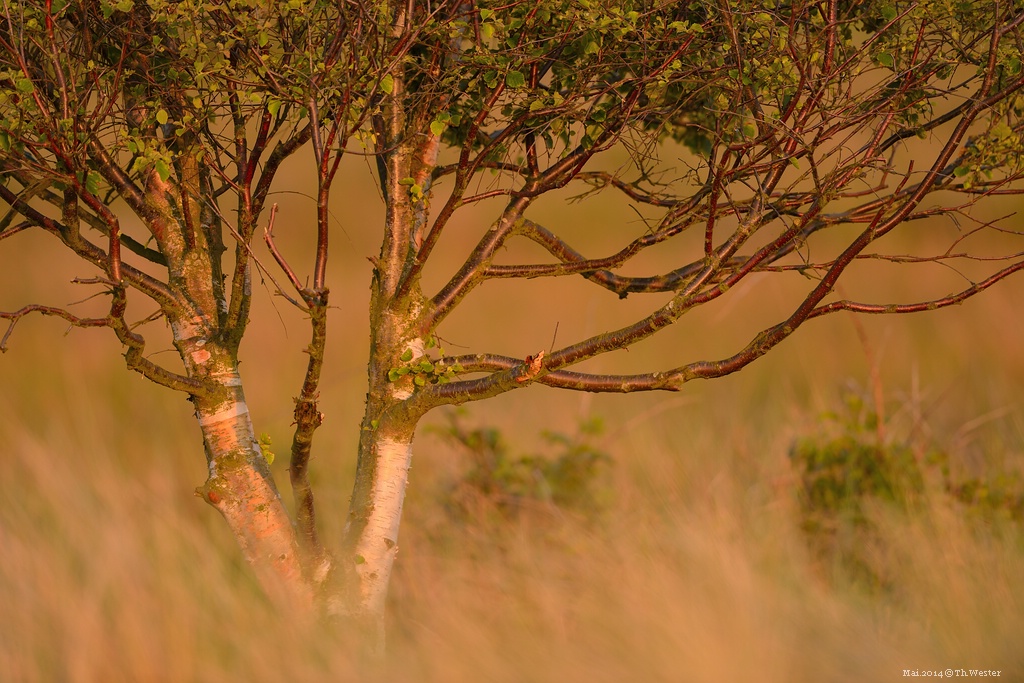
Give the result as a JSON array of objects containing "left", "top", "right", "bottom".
[
  {"left": 0, "top": 304, "right": 112, "bottom": 352},
  {"left": 423, "top": 257, "right": 1024, "bottom": 399},
  {"left": 289, "top": 300, "right": 330, "bottom": 577},
  {"left": 397, "top": 10, "right": 1024, "bottom": 407},
  {"left": 0, "top": 183, "right": 176, "bottom": 307},
  {"left": 262, "top": 203, "right": 332, "bottom": 575}
]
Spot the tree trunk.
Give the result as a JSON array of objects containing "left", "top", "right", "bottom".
[
  {"left": 338, "top": 303, "right": 426, "bottom": 653},
  {"left": 336, "top": 58, "right": 434, "bottom": 649},
  {"left": 174, "top": 319, "right": 312, "bottom": 609},
  {"left": 342, "top": 419, "right": 416, "bottom": 652}
]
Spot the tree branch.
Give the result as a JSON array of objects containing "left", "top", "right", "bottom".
[
  {"left": 0, "top": 182, "right": 178, "bottom": 307},
  {"left": 0, "top": 288, "right": 205, "bottom": 394}
]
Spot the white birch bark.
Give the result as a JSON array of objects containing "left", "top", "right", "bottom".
[
  {"left": 351, "top": 432, "right": 414, "bottom": 648},
  {"left": 174, "top": 321, "right": 311, "bottom": 609},
  {"left": 338, "top": 329, "right": 425, "bottom": 651}
]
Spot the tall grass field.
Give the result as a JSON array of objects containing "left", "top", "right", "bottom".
[{"left": 2, "top": 166, "right": 1024, "bottom": 681}]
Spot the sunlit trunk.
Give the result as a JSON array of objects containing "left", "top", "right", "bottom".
[
  {"left": 338, "top": 61, "right": 436, "bottom": 650},
  {"left": 343, "top": 419, "right": 416, "bottom": 652},
  {"left": 339, "top": 298, "right": 426, "bottom": 653},
  {"left": 174, "top": 320, "right": 312, "bottom": 609}
]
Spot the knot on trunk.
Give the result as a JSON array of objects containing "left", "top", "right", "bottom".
[
  {"left": 293, "top": 396, "right": 324, "bottom": 428},
  {"left": 516, "top": 350, "right": 545, "bottom": 383}
]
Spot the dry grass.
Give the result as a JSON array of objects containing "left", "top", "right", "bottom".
[{"left": 1, "top": 346, "right": 1023, "bottom": 682}]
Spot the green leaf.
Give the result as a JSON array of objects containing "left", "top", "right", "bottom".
[
  {"left": 267, "top": 99, "right": 281, "bottom": 117},
  {"left": 154, "top": 159, "right": 171, "bottom": 182},
  {"left": 430, "top": 119, "right": 446, "bottom": 137},
  {"left": 877, "top": 52, "right": 894, "bottom": 69},
  {"left": 483, "top": 71, "right": 499, "bottom": 88},
  {"left": 991, "top": 122, "right": 1013, "bottom": 139},
  {"left": 15, "top": 78, "right": 33, "bottom": 93},
  {"left": 414, "top": 375, "right": 427, "bottom": 386},
  {"left": 388, "top": 368, "right": 401, "bottom": 382},
  {"left": 380, "top": 73, "right": 394, "bottom": 94},
  {"left": 354, "top": 555, "right": 366, "bottom": 564},
  {"left": 155, "top": 109, "right": 169, "bottom": 125},
  {"left": 505, "top": 70, "right": 526, "bottom": 89},
  {"left": 258, "top": 433, "right": 274, "bottom": 465},
  {"left": 401, "top": 348, "right": 414, "bottom": 361},
  {"left": 84, "top": 171, "right": 100, "bottom": 195}
]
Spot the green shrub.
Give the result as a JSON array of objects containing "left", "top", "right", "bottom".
[
  {"left": 791, "top": 390, "right": 926, "bottom": 529},
  {"left": 433, "top": 411, "right": 611, "bottom": 521},
  {"left": 790, "top": 387, "right": 933, "bottom": 588},
  {"left": 791, "top": 383, "right": 1024, "bottom": 589},
  {"left": 947, "top": 470, "right": 1024, "bottom": 524}
]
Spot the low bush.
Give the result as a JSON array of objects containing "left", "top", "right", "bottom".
[
  {"left": 432, "top": 411, "right": 611, "bottom": 522},
  {"left": 791, "top": 382, "right": 1024, "bottom": 590}
]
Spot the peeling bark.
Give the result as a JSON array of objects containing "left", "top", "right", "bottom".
[{"left": 339, "top": 277, "right": 427, "bottom": 651}]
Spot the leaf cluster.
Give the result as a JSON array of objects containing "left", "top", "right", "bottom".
[
  {"left": 387, "top": 337, "right": 464, "bottom": 387},
  {"left": 0, "top": 0, "right": 390, "bottom": 196}
]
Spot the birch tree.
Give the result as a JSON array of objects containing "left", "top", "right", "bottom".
[{"left": 3, "top": 0, "right": 1024, "bottom": 652}]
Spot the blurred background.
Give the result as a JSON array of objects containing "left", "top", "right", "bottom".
[{"left": 2, "top": 143, "right": 1023, "bottom": 682}]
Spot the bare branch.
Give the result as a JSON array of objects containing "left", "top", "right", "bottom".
[
  {"left": 0, "top": 288, "right": 205, "bottom": 395},
  {"left": 262, "top": 204, "right": 308, "bottom": 308},
  {"left": 0, "top": 183, "right": 178, "bottom": 307}
]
